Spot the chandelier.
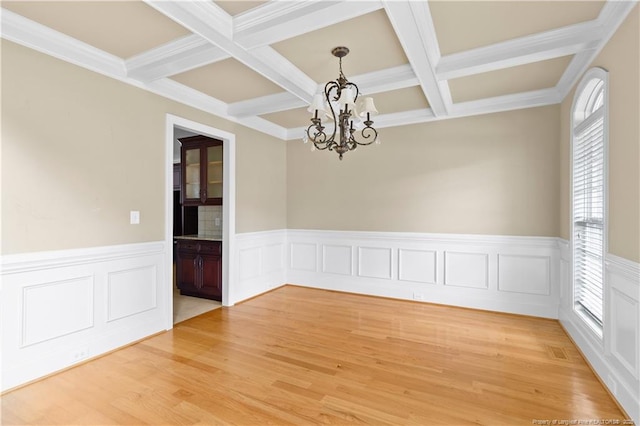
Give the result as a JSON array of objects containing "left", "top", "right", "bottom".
[{"left": 303, "top": 46, "right": 379, "bottom": 160}]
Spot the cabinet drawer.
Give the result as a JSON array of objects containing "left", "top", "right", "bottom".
[
  {"left": 199, "top": 242, "right": 221, "bottom": 255},
  {"left": 176, "top": 240, "right": 221, "bottom": 255},
  {"left": 177, "top": 241, "right": 200, "bottom": 252}
]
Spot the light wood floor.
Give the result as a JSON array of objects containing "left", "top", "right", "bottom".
[{"left": 1, "top": 286, "right": 629, "bottom": 425}]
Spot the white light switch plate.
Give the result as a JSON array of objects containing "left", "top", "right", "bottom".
[{"left": 130, "top": 211, "right": 140, "bottom": 225}]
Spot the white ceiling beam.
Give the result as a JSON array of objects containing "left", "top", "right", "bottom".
[
  {"left": 437, "top": 20, "right": 602, "bottom": 81},
  {"left": 144, "top": 0, "right": 317, "bottom": 102},
  {"left": 556, "top": 0, "right": 638, "bottom": 100},
  {"left": 234, "top": 0, "right": 383, "bottom": 49},
  {"left": 383, "top": 1, "right": 451, "bottom": 117},
  {"left": 349, "top": 64, "right": 418, "bottom": 95},
  {"left": 126, "top": 34, "right": 229, "bottom": 82},
  {"left": 449, "top": 88, "right": 562, "bottom": 119},
  {"left": 1, "top": 8, "right": 125, "bottom": 78},
  {"left": 228, "top": 92, "right": 306, "bottom": 117}
]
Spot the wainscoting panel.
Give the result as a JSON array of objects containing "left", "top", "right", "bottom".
[
  {"left": 22, "top": 276, "right": 94, "bottom": 347},
  {"left": 287, "top": 230, "right": 560, "bottom": 319},
  {"left": 398, "top": 249, "right": 437, "bottom": 284},
  {"left": 1, "top": 242, "right": 167, "bottom": 392},
  {"left": 232, "top": 230, "right": 286, "bottom": 305},
  {"left": 107, "top": 266, "right": 157, "bottom": 322},
  {"left": 444, "top": 251, "right": 488, "bottom": 289},
  {"left": 323, "top": 245, "right": 352, "bottom": 276},
  {"left": 357, "top": 247, "right": 392, "bottom": 280},
  {"left": 289, "top": 242, "right": 317, "bottom": 272},
  {"left": 559, "top": 242, "right": 640, "bottom": 424},
  {"left": 239, "top": 247, "right": 261, "bottom": 281},
  {"left": 498, "top": 254, "right": 550, "bottom": 295}
]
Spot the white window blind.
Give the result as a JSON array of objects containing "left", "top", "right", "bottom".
[{"left": 572, "top": 70, "right": 607, "bottom": 328}]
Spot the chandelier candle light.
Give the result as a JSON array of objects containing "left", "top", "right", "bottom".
[{"left": 303, "top": 46, "right": 379, "bottom": 160}]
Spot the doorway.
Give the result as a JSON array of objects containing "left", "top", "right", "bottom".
[{"left": 164, "top": 115, "right": 236, "bottom": 329}]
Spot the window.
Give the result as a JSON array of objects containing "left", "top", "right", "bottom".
[{"left": 571, "top": 67, "right": 608, "bottom": 333}]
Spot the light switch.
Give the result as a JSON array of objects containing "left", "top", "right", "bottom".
[
  {"left": 215, "top": 218, "right": 221, "bottom": 226},
  {"left": 130, "top": 210, "right": 140, "bottom": 225}
]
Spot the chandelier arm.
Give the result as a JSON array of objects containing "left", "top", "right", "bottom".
[
  {"left": 351, "top": 124, "right": 378, "bottom": 146},
  {"left": 324, "top": 81, "right": 340, "bottom": 144}
]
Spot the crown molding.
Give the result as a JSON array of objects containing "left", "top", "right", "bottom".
[
  {"left": 437, "top": 20, "right": 602, "bottom": 81},
  {"left": 556, "top": 0, "right": 638, "bottom": 101},
  {"left": 235, "top": 1, "right": 383, "bottom": 49},
  {"left": 383, "top": 1, "right": 451, "bottom": 117},
  {"left": 126, "top": 34, "right": 229, "bottom": 82}
]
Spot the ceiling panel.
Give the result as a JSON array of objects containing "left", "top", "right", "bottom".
[
  {"left": 1, "top": 1, "right": 191, "bottom": 59},
  {"left": 213, "top": 0, "right": 266, "bottom": 16},
  {"left": 271, "top": 9, "right": 408, "bottom": 84},
  {"left": 449, "top": 55, "right": 573, "bottom": 103},
  {"left": 261, "top": 107, "right": 312, "bottom": 129},
  {"left": 431, "top": 1, "right": 605, "bottom": 55},
  {"left": 370, "top": 87, "right": 430, "bottom": 115},
  {"left": 170, "top": 58, "right": 284, "bottom": 103}
]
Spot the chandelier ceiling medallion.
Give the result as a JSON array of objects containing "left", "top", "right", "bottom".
[{"left": 303, "top": 46, "right": 379, "bottom": 160}]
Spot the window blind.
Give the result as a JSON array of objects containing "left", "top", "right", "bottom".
[{"left": 573, "top": 108, "right": 605, "bottom": 325}]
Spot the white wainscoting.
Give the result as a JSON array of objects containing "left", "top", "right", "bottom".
[
  {"left": 1, "top": 242, "right": 167, "bottom": 392},
  {"left": 559, "top": 239, "right": 640, "bottom": 424},
  {"left": 231, "top": 230, "right": 287, "bottom": 305},
  {"left": 287, "top": 230, "right": 560, "bottom": 318}
]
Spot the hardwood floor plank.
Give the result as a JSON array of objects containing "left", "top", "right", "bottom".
[{"left": 1, "top": 286, "right": 629, "bottom": 425}]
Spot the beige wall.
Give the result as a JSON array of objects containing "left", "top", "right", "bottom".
[
  {"left": 560, "top": 6, "right": 640, "bottom": 262},
  {"left": 288, "top": 106, "right": 560, "bottom": 237},
  {"left": 1, "top": 40, "right": 287, "bottom": 255}
]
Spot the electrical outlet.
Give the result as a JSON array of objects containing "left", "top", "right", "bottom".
[
  {"left": 413, "top": 292, "right": 424, "bottom": 301},
  {"left": 71, "top": 346, "right": 89, "bottom": 362},
  {"left": 214, "top": 217, "right": 221, "bottom": 227}
]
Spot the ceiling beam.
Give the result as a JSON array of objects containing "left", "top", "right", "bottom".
[
  {"left": 125, "top": 34, "right": 229, "bottom": 82},
  {"left": 144, "top": 0, "right": 317, "bottom": 102},
  {"left": 383, "top": 1, "right": 451, "bottom": 117},
  {"left": 228, "top": 92, "right": 306, "bottom": 118},
  {"left": 436, "top": 20, "right": 602, "bottom": 81},
  {"left": 234, "top": 0, "right": 383, "bottom": 49},
  {"left": 1, "top": 8, "right": 125, "bottom": 78}
]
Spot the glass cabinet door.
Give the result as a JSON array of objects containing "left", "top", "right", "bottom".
[
  {"left": 183, "top": 146, "right": 201, "bottom": 201},
  {"left": 207, "top": 145, "right": 223, "bottom": 200}
]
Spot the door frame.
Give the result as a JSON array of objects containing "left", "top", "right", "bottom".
[{"left": 164, "top": 114, "right": 236, "bottom": 330}]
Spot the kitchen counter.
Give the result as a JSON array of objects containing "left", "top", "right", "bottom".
[{"left": 174, "top": 234, "right": 223, "bottom": 242}]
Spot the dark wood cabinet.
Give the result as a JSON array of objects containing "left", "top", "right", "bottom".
[
  {"left": 175, "top": 239, "right": 222, "bottom": 301},
  {"left": 179, "top": 135, "right": 223, "bottom": 206}
]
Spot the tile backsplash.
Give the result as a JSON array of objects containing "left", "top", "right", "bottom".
[{"left": 198, "top": 205, "right": 222, "bottom": 237}]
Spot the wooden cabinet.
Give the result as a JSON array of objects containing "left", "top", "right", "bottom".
[
  {"left": 175, "top": 239, "right": 222, "bottom": 301},
  {"left": 179, "top": 135, "right": 223, "bottom": 206}
]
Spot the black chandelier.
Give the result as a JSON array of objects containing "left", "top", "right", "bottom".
[{"left": 303, "top": 46, "right": 379, "bottom": 160}]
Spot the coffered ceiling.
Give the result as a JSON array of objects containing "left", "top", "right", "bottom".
[{"left": 1, "top": 1, "right": 637, "bottom": 140}]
